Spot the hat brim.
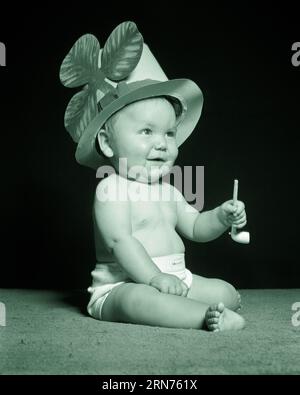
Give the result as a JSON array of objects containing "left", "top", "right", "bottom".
[{"left": 75, "top": 78, "right": 203, "bottom": 169}]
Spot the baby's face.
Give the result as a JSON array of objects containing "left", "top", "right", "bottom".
[{"left": 107, "top": 98, "right": 179, "bottom": 183}]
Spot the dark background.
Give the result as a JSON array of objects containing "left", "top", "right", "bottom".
[{"left": 0, "top": 3, "right": 298, "bottom": 290}]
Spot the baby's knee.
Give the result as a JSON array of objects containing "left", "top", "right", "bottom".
[
  {"left": 217, "top": 280, "right": 240, "bottom": 311},
  {"left": 118, "top": 283, "right": 159, "bottom": 317}
]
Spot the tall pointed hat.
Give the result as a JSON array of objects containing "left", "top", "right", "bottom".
[{"left": 59, "top": 21, "right": 203, "bottom": 169}]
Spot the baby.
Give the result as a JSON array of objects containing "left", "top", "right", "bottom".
[
  {"left": 59, "top": 22, "right": 247, "bottom": 331},
  {"left": 88, "top": 96, "right": 246, "bottom": 331}
]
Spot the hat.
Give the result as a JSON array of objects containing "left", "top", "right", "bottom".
[{"left": 59, "top": 21, "right": 203, "bottom": 169}]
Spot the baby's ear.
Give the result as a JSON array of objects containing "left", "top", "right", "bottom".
[{"left": 97, "top": 129, "right": 114, "bottom": 158}]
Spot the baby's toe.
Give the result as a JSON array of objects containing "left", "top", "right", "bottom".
[
  {"left": 216, "top": 302, "right": 225, "bottom": 313},
  {"left": 236, "top": 292, "right": 242, "bottom": 310},
  {"left": 207, "top": 317, "right": 219, "bottom": 325},
  {"left": 208, "top": 304, "right": 219, "bottom": 312},
  {"left": 207, "top": 310, "right": 220, "bottom": 319},
  {"left": 212, "top": 324, "right": 220, "bottom": 332}
]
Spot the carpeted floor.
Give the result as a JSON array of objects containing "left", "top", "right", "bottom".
[{"left": 0, "top": 289, "right": 299, "bottom": 375}]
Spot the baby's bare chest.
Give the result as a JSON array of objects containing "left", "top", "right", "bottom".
[{"left": 130, "top": 199, "right": 177, "bottom": 231}]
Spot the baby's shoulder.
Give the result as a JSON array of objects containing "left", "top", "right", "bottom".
[{"left": 95, "top": 174, "right": 129, "bottom": 204}]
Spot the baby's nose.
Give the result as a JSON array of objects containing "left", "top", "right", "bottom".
[{"left": 154, "top": 135, "right": 167, "bottom": 150}]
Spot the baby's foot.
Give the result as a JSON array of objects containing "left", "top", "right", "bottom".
[
  {"left": 236, "top": 291, "right": 242, "bottom": 311},
  {"left": 205, "top": 302, "right": 245, "bottom": 332}
]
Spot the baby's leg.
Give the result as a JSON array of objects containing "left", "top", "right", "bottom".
[
  {"left": 101, "top": 282, "right": 208, "bottom": 329},
  {"left": 187, "top": 274, "right": 241, "bottom": 311},
  {"left": 101, "top": 282, "right": 244, "bottom": 330}
]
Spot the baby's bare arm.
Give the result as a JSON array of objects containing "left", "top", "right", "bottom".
[
  {"left": 191, "top": 208, "right": 229, "bottom": 242},
  {"left": 191, "top": 200, "right": 247, "bottom": 241},
  {"left": 94, "top": 182, "right": 160, "bottom": 284},
  {"left": 112, "top": 236, "right": 160, "bottom": 284},
  {"left": 175, "top": 188, "right": 228, "bottom": 242}
]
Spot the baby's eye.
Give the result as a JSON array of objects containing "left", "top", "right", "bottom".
[
  {"left": 166, "top": 130, "right": 176, "bottom": 138},
  {"left": 140, "top": 128, "right": 152, "bottom": 135}
]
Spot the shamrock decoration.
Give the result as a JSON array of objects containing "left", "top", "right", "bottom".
[{"left": 60, "top": 21, "right": 144, "bottom": 142}]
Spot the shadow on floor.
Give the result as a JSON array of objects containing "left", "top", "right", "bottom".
[{"left": 59, "top": 289, "right": 90, "bottom": 316}]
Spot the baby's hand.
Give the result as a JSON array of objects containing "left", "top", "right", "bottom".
[
  {"left": 149, "top": 273, "right": 188, "bottom": 297},
  {"left": 219, "top": 199, "right": 247, "bottom": 228}
]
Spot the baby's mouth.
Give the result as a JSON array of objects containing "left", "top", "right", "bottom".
[{"left": 147, "top": 158, "right": 166, "bottom": 163}]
